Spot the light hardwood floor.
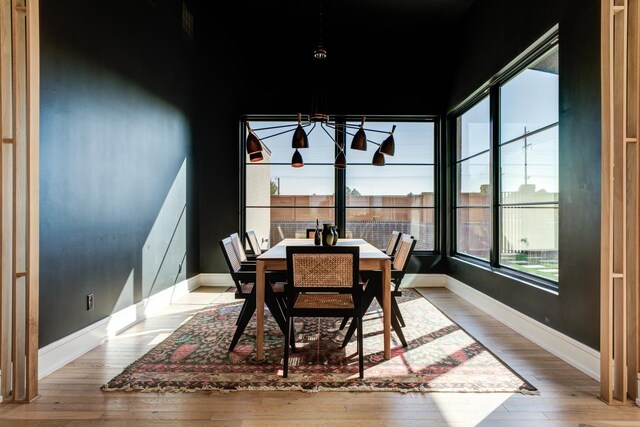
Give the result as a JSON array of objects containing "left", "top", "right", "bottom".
[{"left": 1, "top": 286, "right": 639, "bottom": 426}]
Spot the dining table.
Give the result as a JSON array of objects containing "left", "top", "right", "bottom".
[{"left": 255, "top": 238, "right": 392, "bottom": 361}]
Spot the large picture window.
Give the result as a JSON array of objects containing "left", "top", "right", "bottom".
[
  {"left": 455, "top": 97, "right": 491, "bottom": 260},
  {"left": 245, "top": 121, "right": 335, "bottom": 247},
  {"left": 244, "top": 118, "right": 436, "bottom": 252},
  {"left": 453, "top": 36, "right": 559, "bottom": 284},
  {"left": 499, "top": 46, "right": 559, "bottom": 280},
  {"left": 345, "top": 121, "right": 435, "bottom": 251}
]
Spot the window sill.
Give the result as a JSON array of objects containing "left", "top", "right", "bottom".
[{"left": 449, "top": 254, "right": 559, "bottom": 296}]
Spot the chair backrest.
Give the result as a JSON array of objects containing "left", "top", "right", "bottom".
[
  {"left": 286, "top": 246, "right": 360, "bottom": 296},
  {"left": 219, "top": 237, "right": 243, "bottom": 293},
  {"left": 245, "top": 230, "right": 262, "bottom": 254},
  {"left": 385, "top": 231, "right": 402, "bottom": 256},
  {"left": 392, "top": 235, "right": 417, "bottom": 272},
  {"left": 230, "top": 232, "right": 249, "bottom": 263}
]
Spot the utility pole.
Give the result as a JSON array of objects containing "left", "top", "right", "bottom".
[{"left": 523, "top": 126, "right": 532, "bottom": 185}]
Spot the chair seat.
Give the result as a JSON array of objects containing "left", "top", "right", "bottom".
[
  {"left": 240, "top": 283, "right": 254, "bottom": 294},
  {"left": 237, "top": 282, "right": 286, "bottom": 297},
  {"left": 272, "top": 282, "right": 285, "bottom": 293},
  {"left": 294, "top": 293, "right": 354, "bottom": 309}
]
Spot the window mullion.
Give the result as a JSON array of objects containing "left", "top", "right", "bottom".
[
  {"left": 490, "top": 85, "right": 501, "bottom": 268},
  {"left": 335, "top": 117, "right": 346, "bottom": 237}
]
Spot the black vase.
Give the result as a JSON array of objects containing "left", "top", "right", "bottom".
[
  {"left": 322, "top": 224, "right": 334, "bottom": 246},
  {"left": 314, "top": 226, "right": 321, "bottom": 246}
]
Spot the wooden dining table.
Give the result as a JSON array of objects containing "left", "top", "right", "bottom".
[{"left": 255, "top": 238, "right": 392, "bottom": 361}]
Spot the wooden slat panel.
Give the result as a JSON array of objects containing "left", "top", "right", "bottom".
[
  {"left": 25, "top": 0, "right": 39, "bottom": 402},
  {"left": 626, "top": 0, "right": 639, "bottom": 401},
  {"left": 614, "top": 276, "right": 628, "bottom": 401},
  {"left": 626, "top": 143, "right": 639, "bottom": 400},
  {"left": 601, "top": 0, "right": 614, "bottom": 404},
  {"left": 0, "top": 0, "right": 13, "bottom": 139},
  {"left": 612, "top": 0, "right": 629, "bottom": 403},
  {"left": 11, "top": 0, "right": 27, "bottom": 402},
  {"left": 1, "top": 142, "right": 13, "bottom": 399}
]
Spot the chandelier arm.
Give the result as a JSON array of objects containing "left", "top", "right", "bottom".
[
  {"left": 338, "top": 123, "right": 392, "bottom": 134},
  {"left": 326, "top": 123, "right": 381, "bottom": 147},
  {"left": 258, "top": 127, "right": 299, "bottom": 141},
  {"left": 306, "top": 123, "right": 317, "bottom": 136},
  {"left": 320, "top": 123, "right": 344, "bottom": 151},
  {"left": 251, "top": 123, "right": 299, "bottom": 132}
]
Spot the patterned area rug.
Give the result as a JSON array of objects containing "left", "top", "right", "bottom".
[{"left": 102, "top": 289, "right": 537, "bottom": 393}]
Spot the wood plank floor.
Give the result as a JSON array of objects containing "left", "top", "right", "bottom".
[{"left": 1, "top": 286, "right": 639, "bottom": 426}]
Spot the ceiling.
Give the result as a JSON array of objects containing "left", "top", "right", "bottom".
[{"left": 219, "top": 0, "right": 476, "bottom": 31}]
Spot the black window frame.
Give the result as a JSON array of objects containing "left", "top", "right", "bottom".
[
  {"left": 240, "top": 114, "right": 440, "bottom": 255},
  {"left": 449, "top": 29, "right": 560, "bottom": 291}
]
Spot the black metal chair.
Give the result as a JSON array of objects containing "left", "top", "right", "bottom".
[
  {"left": 230, "top": 232, "right": 257, "bottom": 263},
  {"left": 245, "top": 229, "right": 266, "bottom": 255},
  {"left": 385, "top": 230, "right": 402, "bottom": 258},
  {"left": 220, "top": 236, "right": 288, "bottom": 351},
  {"left": 341, "top": 235, "right": 418, "bottom": 348},
  {"left": 283, "top": 246, "right": 365, "bottom": 379}
]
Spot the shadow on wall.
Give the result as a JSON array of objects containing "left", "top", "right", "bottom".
[{"left": 108, "top": 159, "right": 188, "bottom": 336}]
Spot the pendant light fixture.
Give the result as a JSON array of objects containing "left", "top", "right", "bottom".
[
  {"left": 350, "top": 118, "right": 367, "bottom": 151},
  {"left": 243, "top": 1, "right": 398, "bottom": 169}
]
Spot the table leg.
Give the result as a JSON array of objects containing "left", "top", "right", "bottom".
[
  {"left": 382, "top": 259, "right": 391, "bottom": 360},
  {"left": 256, "top": 260, "right": 265, "bottom": 361}
]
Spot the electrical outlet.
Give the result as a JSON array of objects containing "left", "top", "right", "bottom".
[{"left": 87, "top": 294, "right": 95, "bottom": 311}]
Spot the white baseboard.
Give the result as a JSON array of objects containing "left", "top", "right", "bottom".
[
  {"left": 198, "top": 273, "right": 233, "bottom": 287},
  {"left": 401, "top": 273, "right": 447, "bottom": 288},
  {"left": 444, "top": 276, "right": 600, "bottom": 381},
  {"left": 37, "top": 272, "right": 602, "bottom": 389},
  {"left": 38, "top": 274, "right": 201, "bottom": 380}
]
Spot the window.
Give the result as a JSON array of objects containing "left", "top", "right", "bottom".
[
  {"left": 345, "top": 121, "right": 435, "bottom": 251},
  {"left": 455, "top": 97, "right": 491, "bottom": 260},
  {"left": 243, "top": 118, "right": 436, "bottom": 252},
  {"left": 453, "top": 36, "right": 559, "bottom": 284},
  {"left": 499, "top": 46, "right": 559, "bottom": 280},
  {"left": 245, "top": 121, "right": 335, "bottom": 246}
]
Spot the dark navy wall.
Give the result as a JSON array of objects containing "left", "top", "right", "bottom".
[
  {"left": 40, "top": 0, "right": 197, "bottom": 347},
  {"left": 195, "top": 1, "right": 454, "bottom": 274},
  {"left": 447, "top": 0, "right": 601, "bottom": 349}
]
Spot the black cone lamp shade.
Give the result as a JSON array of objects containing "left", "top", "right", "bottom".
[
  {"left": 291, "top": 149, "right": 304, "bottom": 168},
  {"left": 380, "top": 125, "right": 396, "bottom": 156},
  {"left": 351, "top": 128, "right": 367, "bottom": 151},
  {"left": 372, "top": 148, "right": 385, "bottom": 166},
  {"left": 249, "top": 151, "right": 263, "bottom": 162},
  {"left": 246, "top": 132, "right": 262, "bottom": 155},
  {"left": 334, "top": 150, "right": 346, "bottom": 169},
  {"left": 350, "top": 118, "right": 367, "bottom": 151},
  {"left": 292, "top": 114, "right": 309, "bottom": 149}
]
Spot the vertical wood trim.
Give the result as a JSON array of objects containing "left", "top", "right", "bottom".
[
  {"left": 0, "top": 143, "right": 12, "bottom": 399},
  {"left": 25, "top": 0, "right": 38, "bottom": 401},
  {"left": 1, "top": 0, "right": 12, "bottom": 139},
  {"left": 613, "top": 0, "right": 629, "bottom": 402},
  {"left": 626, "top": 0, "right": 639, "bottom": 401},
  {"left": 12, "top": 0, "right": 27, "bottom": 401},
  {"left": 601, "top": 0, "right": 614, "bottom": 403}
]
